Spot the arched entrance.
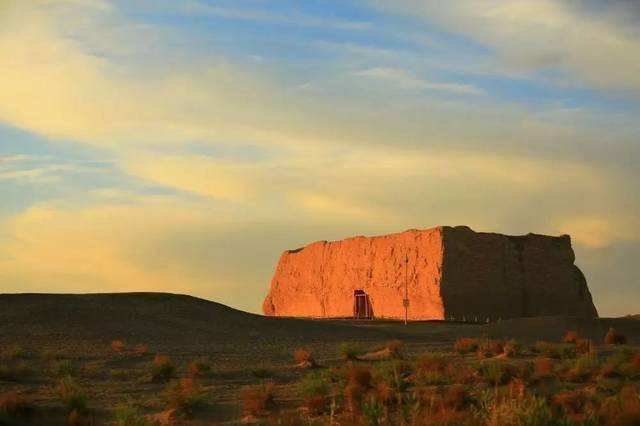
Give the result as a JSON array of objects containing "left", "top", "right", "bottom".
[{"left": 353, "top": 289, "right": 374, "bottom": 319}]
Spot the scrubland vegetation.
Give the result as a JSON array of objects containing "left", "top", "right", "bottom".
[{"left": 0, "top": 328, "right": 638, "bottom": 425}]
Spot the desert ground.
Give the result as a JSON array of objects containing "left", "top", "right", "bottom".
[{"left": 0, "top": 293, "right": 639, "bottom": 425}]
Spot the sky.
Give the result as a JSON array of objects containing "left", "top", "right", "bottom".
[{"left": 0, "top": 0, "right": 638, "bottom": 316}]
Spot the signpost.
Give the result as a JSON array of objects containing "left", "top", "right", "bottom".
[{"left": 404, "top": 254, "right": 409, "bottom": 325}]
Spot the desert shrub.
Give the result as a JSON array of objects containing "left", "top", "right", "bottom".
[
  {"left": 340, "top": 342, "right": 365, "bottom": 361},
  {"left": 132, "top": 344, "right": 149, "bottom": 357},
  {"left": 241, "top": 382, "right": 275, "bottom": 416},
  {"left": 298, "top": 372, "right": 330, "bottom": 415},
  {"left": 151, "top": 355, "right": 175, "bottom": 382},
  {"left": 534, "top": 357, "right": 555, "bottom": 378},
  {"left": 563, "top": 331, "right": 580, "bottom": 344},
  {"left": 0, "top": 391, "right": 31, "bottom": 421},
  {"left": 0, "top": 361, "right": 31, "bottom": 381},
  {"left": 164, "top": 378, "right": 207, "bottom": 416},
  {"left": 111, "top": 340, "right": 126, "bottom": 353},
  {"left": 346, "top": 364, "right": 372, "bottom": 388},
  {"left": 57, "top": 376, "right": 88, "bottom": 414},
  {"left": 187, "top": 358, "right": 210, "bottom": 378},
  {"left": 454, "top": 337, "right": 479, "bottom": 354},
  {"left": 374, "top": 360, "right": 412, "bottom": 393},
  {"left": 385, "top": 340, "right": 404, "bottom": 359},
  {"left": 113, "top": 403, "right": 150, "bottom": 426},
  {"left": 52, "top": 359, "right": 76, "bottom": 377},
  {"left": 415, "top": 353, "right": 450, "bottom": 385},
  {"left": 488, "top": 395, "right": 558, "bottom": 426},
  {"left": 605, "top": 327, "right": 627, "bottom": 345},
  {"left": 477, "top": 360, "right": 512, "bottom": 386},
  {"left": 552, "top": 390, "right": 597, "bottom": 423},
  {"left": 293, "top": 347, "right": 317, "bottom": 367},
  {"left": 503, "top": 340, "right": 522, "bottom": 358},
  {"left": 251, "top": 368, "right": 273, "bottom": 379},
  {"left": 477, "top": 339, "right": 504, "bottom": 359},
  {"left": 416, "top": 353, "right": 448, "bottom": 373},
  {"left": 564, "top": 354, "right": 599, "bottom": 382}
]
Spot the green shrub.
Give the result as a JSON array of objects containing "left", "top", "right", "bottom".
[
  {"left": 477, "top": 360, "right": 511, "bottom": 386},
  {"left": 56, "top": 376, "right": 88, "bottom": 414},
  {"left": 151, "top": 355, "right": 175, "bottom": 382},
  {"left": 340, "top": 343, "right": 365, "bottom": 361},
  {"left": 164, "top": 378, "right": 207, "bottom": 416},
  {"left": 298, "top": 372, "right": 331, "bottom": 415}
]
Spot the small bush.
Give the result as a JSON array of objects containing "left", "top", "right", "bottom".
[
  {"left": 187, "top": 358, "right": 210, "bottom": 378},
  {"left": 416, "top": 353, "right": 448, "bottom": 373},
  {"left": 164, "top": 378, "right": 207, "bottom": 416},
  {"left": 111, "top": 340, "right": 126, "bottom": 353},
  {"left": 298, "top": 372, "right": 330, "bottom": 415},
  {"left": 565, "top": 355, "right": 599, "bottom": 382},
  {"left": 132, "top": 344, "right": 149, "bottom": 357},
  {"left": 293, "top": 347, "right": 316, "bottom": 367},
  {"left": 563, "top": 331, "right": 580, "bottom": 344},
  {"left": 346, "top": 364, "right": 372, "bottom": 388},
  {"left": 604, "top": 327, "right": 627, "bottom": 345},
  {"left": 503, "top": 340, "right": 522, "bottom": 358},
  {"left": 454, "top": 338, "right": 479, "bottom": 354},
  {"left": 534, "top": 357, "right": 554, "bottom": 378},
  {"left": 57, "top": 376, "right": 88, "bottom": 414},
  {"left": 477, "top": 339, "right": 504, "bottom": 359},
  {"left": 340, "top": 343, "right": 365, "bottom": 361},
  {"left": 241, "top": 382, "right": 275, "bottom": 416},
  {"left": 477, "top": 360, "right": 511, "bottom": 386},
  {"left": 385, "top": 339, "right": 404, "bottom": 359},
  {"left": 151, "top": 355, "right": 175, "bottom": 382}
]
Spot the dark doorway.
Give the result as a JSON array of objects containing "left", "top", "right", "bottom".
[{"left": 353, "top": 289, "right": 374, "bottom": 319}]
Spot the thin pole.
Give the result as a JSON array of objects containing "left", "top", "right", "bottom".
[{"left": 404, "top": 254, "right": 408, "bottom": 325}]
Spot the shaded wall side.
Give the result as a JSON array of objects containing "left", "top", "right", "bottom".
[{"left": 439, "top": 226, "right": 598, "bottom": 319}]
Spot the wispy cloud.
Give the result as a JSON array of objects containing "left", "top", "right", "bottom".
[{"left": 353, "top": 67, "right": 485, "bottom": 95}]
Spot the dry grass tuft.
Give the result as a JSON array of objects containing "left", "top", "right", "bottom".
[
  {"left": 111, "top": 340, "right": 126, "bottom": 353},
  {"left": 164, "top": 377, "right": 207, "bottom": 416},
  {"left": 151, "top": 355, "right": 175, "bottom": 382},
  {"left": 293, "top": 347, "right": 317, "bottom": 368},
  {"left": 576, "top": 338, "right": 595, "bottom": 355},
  {"left": 563, "top": 331, "right": 580, "bottom": 344},
  {"left": 534, "top": 357, "right": 554, "bottom": 378},
  {"left": 454, "top": 338, "right": 479, "bottom": 354},
  {"left": 385, "top": 340, "right": 404, "bottom": 359},
  {"left": 57, "top": 376, "right": 88, "bottom": 414},
  {"left": 241, "top": 382, "right": 275, "bottom": 417},
  {"left": 477, "top": 339, "right": 504, "bottom": 359},
  {"left": 605, "top": 327, "right": 627, "bottom": 345},
  {"left": 187, "top": 358, "right": 210, "bottom": 378},
  {"left": 132, "top": 344, "right": 149, "bottom": 357}
]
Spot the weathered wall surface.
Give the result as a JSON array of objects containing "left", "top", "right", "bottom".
[
  {"left": 263, "top": 228, "right": 445, "bottom": 320},
  {"left": 440, "top": 226, "right": 597, "bottom": 319},
  {"left": 263, "top": 226, "right": 598, "bottom": 320}
]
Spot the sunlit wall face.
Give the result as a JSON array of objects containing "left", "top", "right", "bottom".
[{"left": 1, "top": 0, "right": 638, "bottom": 316}]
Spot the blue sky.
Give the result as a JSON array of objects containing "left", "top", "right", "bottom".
[{"left": 1, "top": 0, "right": 639, "bottom": 315}]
